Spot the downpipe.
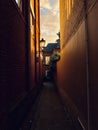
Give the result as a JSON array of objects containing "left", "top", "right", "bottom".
[{"left": 84, "top": 1, "right": 90, "bottom": 130}]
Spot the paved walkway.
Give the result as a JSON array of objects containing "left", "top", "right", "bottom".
[{"left": 20, "top": 82, "right": 83, "bottom": 130}]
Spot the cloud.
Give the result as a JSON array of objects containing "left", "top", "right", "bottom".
[
  {"left": 40, "top": 0, "right": 59, "bottom": 44},
  {"left": 40, "top": 0, "right": 51, "bottom": 10}
]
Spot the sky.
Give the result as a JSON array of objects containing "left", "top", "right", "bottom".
[{"left": 40, "top": 0, "right": 60, "bottom": 45}]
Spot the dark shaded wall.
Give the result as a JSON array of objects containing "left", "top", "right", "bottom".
[
  {"left": 58, "top": 0, "right": 98, "bottom": 129},
  {"left": 87, "top": 2, "right": 98, "bottom": 129},
  {"left": 8, "top": 2, "right": 26, "bottom": 103},
  {"left": 0, "top": 0, "right": 26, "bottom": 128},
  {"left": 0, "top": 0, "right": 41, "bottom": 129}
]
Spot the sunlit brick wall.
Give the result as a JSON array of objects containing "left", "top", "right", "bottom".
[
  {"left": 58, "top": 0, "right": 98, "bottom": 129},
  {"left": 60, "top": 0, "right": 84, "bottom": 49},
  {"left": 35, "top": 0, "right": 40, "bottom": 83},
  {"left": 29, "top": 1, "right": 35, "bottom": 88}
]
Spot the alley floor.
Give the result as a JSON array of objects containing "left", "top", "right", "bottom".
[{"left": 20, "top": 82, "right": 83, "bottom": 130}]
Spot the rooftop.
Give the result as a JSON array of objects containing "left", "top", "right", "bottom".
[{"left": 43, "top": 43, "right": 60, "bottom": 52}]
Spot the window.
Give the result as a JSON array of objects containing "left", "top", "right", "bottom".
[
  {"left": 15, "top": 0, "right": 22, "bottom": 11},
  {"left": 66, "top": 0, "right": 74, "bottom": 20},
  {"left": 45, "top": 56, "right": 50, "bottom": 65}
]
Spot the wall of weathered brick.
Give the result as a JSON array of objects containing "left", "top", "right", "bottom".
[
  {"left": 0, "top": 0, "right": 41, "bottom": 129},
  {"left": 58, "top": 0, "right": 98, "bottom": 129},
  {"left": 0, "top": 0, "right": 26, "bottom": 128}
]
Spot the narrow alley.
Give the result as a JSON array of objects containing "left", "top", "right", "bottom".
[
  {"left": 19, "top": 81, "right": 82, "bottom": 130},
  {"left": 0, "top": 0, "right": 98, "bottom": 130}
]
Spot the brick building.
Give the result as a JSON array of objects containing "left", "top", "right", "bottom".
[
  {"left": 57, "top": 0, "right": 98, "bottom": 130},
  {"left": 0, "top": 0, "right": 40, "bottom": 129}
]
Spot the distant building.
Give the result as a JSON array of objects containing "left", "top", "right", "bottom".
[{"left": 42, "top": 43, "right": 60, "bottom": 77}]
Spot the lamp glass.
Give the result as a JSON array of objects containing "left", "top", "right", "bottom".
[{"left": 40, "top": 38, "right": 45, "bottom": 48}]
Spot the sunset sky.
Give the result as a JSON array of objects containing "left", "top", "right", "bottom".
[{"left": 40, "top": 0, "right": 60, "bottom": 44}]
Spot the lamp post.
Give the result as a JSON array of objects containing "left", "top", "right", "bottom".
[
  {"left": 40, "top": 38, "right": 46, "bottom": 50},
  {"left": 40, "top": 38, "right": 46, "bottom": 60},
  {"left": 40, "top": 38, "right": 46, "bottom": 79}
]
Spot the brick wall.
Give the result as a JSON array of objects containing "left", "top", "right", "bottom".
[
  {"left": 58, "top": 0, "right": 98, "bottom": 129},
  {"left": 0, "top": 0, "right": 26, "bottom": 128},
  {"left": 0, "top": 0, "right": 41, "bottom": 129}
]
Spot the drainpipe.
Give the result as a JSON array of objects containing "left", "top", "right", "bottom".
[
  {"left": 34, "top": 0, "right": 37, "bottom": 83},
  {"left": 38, "top": 0, "right": 41, "bottom": 82},
  {"left": 84, "top": 1, "right": 90, "bottom": 130}
]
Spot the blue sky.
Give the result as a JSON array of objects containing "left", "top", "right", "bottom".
[{"left": 40, "top": 0, "right": 60, "bottom": 44}]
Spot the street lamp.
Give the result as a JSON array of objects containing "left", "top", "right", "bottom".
[
  {"left": 40, "top": 38, "right": 46, "bottom": 60},
  {"left": 40, "top": 38, "right": 46, "bottom": 78},
  {"left": 40, "top": 38, "right": 46, "bottom": 50}
]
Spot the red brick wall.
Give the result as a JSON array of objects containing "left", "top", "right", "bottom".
[
  {"left": 0, "top": 0, "right": 26, "bottom": 128},
  {"left": 9, "top": 6, "right": 26, "bottom": 102},
  {"left": 0, "top": 0, "right": 41, "bottom": 128}
]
